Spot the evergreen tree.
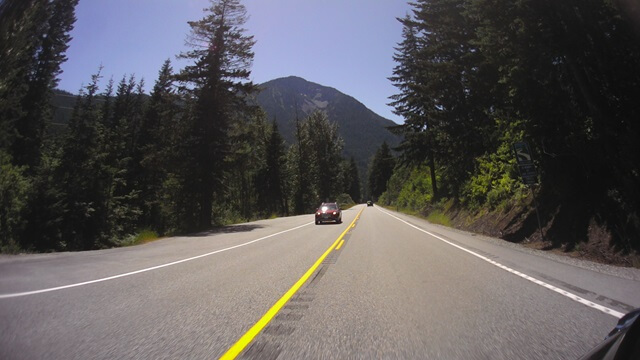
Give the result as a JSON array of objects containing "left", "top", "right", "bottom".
[
  {"left": 176, "top": 0, "right": 257, "bottom": 230},
  {"left": 103, "top": 75, "right": 146, "bottom": 240},
  {"left": 140, "top": 59, "right": 181, "bottom": 233},
  {"left": 387, "top": 0, "right": 640, "bottom": 250},
  {"left": 288, "top": 110, "right": 346, "bottom": 211},
  {"left": 225, "top": 108, "right": 269, "bottom": 220},
  {"left": 19, "top": 145, "right": 64, "bottom": 251},
  {"left": 390, "top": 0, "right": 488, "bottom": 197},
  {"left": 468, "top": 0, "right": 640, "bottom": 245},
  {"left": 0, "top": 151, "right": 31, "bottom": 252},
  {"left": 56, "top": 71, "right": 108, "bottom": 250},
  {"left": 0, "top": 0, "right": 78, "bottom": 252},
  {"left": 15, "top": 0, "right": 78, "bottom": 168},
  {"left": 389, "top": 14, "right": 439, "bottom": 197},
  {"left": 304, "top": 110, "right": 344, "bottom": 203},
  {"left": 368, "top": 142, "right": 396, "bottom": 200},
  {"left": 0, "top": 0, "right": 78, "bottom": 168},
  {"left": 256, "top": 120, "right": 287, "bottom": 216},
  {"left": 0, "top": 0, "right": 46, "bottom": 152},
  {"left": 347, "top": 157, "right": 361, "bottom": 203},
  {"left": 291, "top": 112, "right": 314, "bottom": 214}
]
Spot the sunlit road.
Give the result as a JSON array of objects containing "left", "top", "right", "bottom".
[{"left": 2, "top": 205, "right": 640, "bottom": 359}]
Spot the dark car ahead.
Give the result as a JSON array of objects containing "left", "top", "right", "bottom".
[
  {"left": 315, "top": 202, "right": 342, "bottom": 225},
  {"left": 367, "top": 200, "right": 373, "bottom": 207}
]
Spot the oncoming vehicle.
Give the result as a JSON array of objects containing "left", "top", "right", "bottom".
[{"left": 315, "top": 202, "right": 342, "bottom": 225}]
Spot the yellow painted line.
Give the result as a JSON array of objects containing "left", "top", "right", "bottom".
[
  {"left": 219, "top": 206, "right": 365, "bottom": 359},
  {"left": 335, "top": 239, "right": 345, "bottom": 250}
]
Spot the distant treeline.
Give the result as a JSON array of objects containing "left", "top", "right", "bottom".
[
  {"left": 377, "top": 0, "right": 640, "bottom": 252},
  {"left": 0, "top": 0, "right": 364, "bottom": 252}
]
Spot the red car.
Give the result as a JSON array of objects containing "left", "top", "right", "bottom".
[{"left": 315, "top": 202, "right": 342, "bottom": 225}]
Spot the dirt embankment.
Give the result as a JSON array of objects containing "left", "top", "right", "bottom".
[{"left": 439, "top": 195, "right": 640, "bottom": 268}]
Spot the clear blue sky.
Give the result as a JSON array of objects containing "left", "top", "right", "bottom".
[{"left": 58, "top": 0, "right": 414, "bottom": 123}]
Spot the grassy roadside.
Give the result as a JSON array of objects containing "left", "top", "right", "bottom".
[{"left": 120, "top": 229, "right": 161, "bottom": 247}]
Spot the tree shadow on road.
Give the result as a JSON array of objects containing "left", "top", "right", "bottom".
[{"left": 184, "top": 224, "right": 265, "bottom": 237}]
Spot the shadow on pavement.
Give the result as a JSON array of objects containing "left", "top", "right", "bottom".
[{"left": 185, "top": 224, "right": 264, "bottom": 237}]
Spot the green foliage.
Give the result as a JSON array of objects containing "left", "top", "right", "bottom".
[
  {"left": 379, "top": 165, "right": 434, "bottom": 213},
  {"left": 254, "top": 120, "right": 287, "bottom": 216},
  {"left": 335, "top": 193, "right": 355, "bottom": 209},
  {"left": 156, "top": 173, "right": 188, "bottom": 235},
  {"left": 213, "top": 207, "right": 248, "bottom": 227},
  {"left": 0, "top": 151, "right": 31, "bottom": 252},
  {"left": 5, "top": 0, "right": 639, "bottom": 256},
  {"left": 390, "top": 0, "right": 490, "bottom": 198},
  {"left": 176, "top": 0, "right": 258, "bottom": 230},
  {"left": 120, "top": 229, "right": 159, "bottom": 247},
  {"left": 378, "top": 165, "right": 409, "bottom": 206},
  {"left": 0, "top": 0, "right": 79, "bottom": 168},
  {"left": 289, "top": 110, "right": 347, "bottom": 213},
  {"left": 224, "top": 108, "right": 270, "bottom": 220},
  {"left": 305, "top": 110, "right": 344, "bottom": 202},
  {"left": 138, "top": 59, "right": 181, "bottom": 234},
  {"left": 396, "top": 166, "right": 434, "bottom": 211},
  {"left": 346, "top": 157, "right": 361, "bottom": 203},
  {"left": 20, "top": 149, "right": 65, "bottom": 251},
  {"left": 388, "top": 0, "right": 640, "bottom": 250},
  {"left": 461, "top": 118, "right": 528, "bottom": 210},
  {"left": 2, "top": 0, "right": 365, "bottom": 253},
  {"left": 426, "top": 211, "right": 452, "bottom": 227},
  {"left": 135, "top": 230, "right": 159, "bottom": 244},
  {"left": 288, "top": 122, "right": 315, "bottom": 214},
  {"left": 368, "top": 141, "right": 396, "bottom": 200}
]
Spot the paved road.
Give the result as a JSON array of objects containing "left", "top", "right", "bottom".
[{"left": 1, "top": 205, "right": 639, "bottom": 359}]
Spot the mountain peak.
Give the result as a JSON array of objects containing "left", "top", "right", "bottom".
[{"left": 255, "top": 76, "right": 401, "bottom": 176}]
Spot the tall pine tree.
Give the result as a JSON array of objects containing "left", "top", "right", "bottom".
[
  {"left": 304, "top": 111, "right": 344, "bottom": 204},
  {"left": 0, "top": 0, "right": 79, "bottom": 168},
  {"left": 176, "top": 0, "right": 257, "bottom": 230},
  {"left": 139, "top": 59, "right": 181, "bottom": 233},
  {"left": 347, "top": 157, "right": 361, "bottom": 203},
  {"left": 368, "top": 142, "right": 396, "bottom": 200}
]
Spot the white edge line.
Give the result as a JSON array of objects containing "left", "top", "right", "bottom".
[
  {"left": 377, "top": 207, "right": 625, "bottom": 319},
  {"left": 0, "top": 222, "right": 314, "bottom": 299}
]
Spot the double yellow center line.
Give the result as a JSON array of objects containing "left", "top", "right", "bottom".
[{"left": 220, "top": 206, "right": 365, "bottom": 359}]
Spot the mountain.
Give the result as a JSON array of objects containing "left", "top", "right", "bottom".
[{"left": 255, "top": 76, "right": 401, "bottom": 179}]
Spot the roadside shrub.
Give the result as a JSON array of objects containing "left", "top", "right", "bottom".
[
  {"left": 0, "top": 151, "right": 32, "bottom": 253},
  {"left": 462, "top": 118, "right": 528, "bottom": 210},
  {"left": 378, "top": 165, "right": 410, "bottom": 206},
  {"left": 119, "top": 229, "right": 159, "bottom": 246},
  {"left": 426, "top": 210, "right": 452, "bottom": 227},
  {"left": 336, "top": 193, "right": 355, "bottom": 209},
  {"left": 396, "top": 165, "right": 434, "bottom": 211},
  {"left": 379, "top": 165, "right": 435, "bottom": 213},
  {"left": 214, "top": 207, "right": 247, "bottom": 226}
]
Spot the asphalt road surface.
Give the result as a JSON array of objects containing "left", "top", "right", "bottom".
[{"left": 2, "top": 205, "right": 640, "bottom": 359}]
